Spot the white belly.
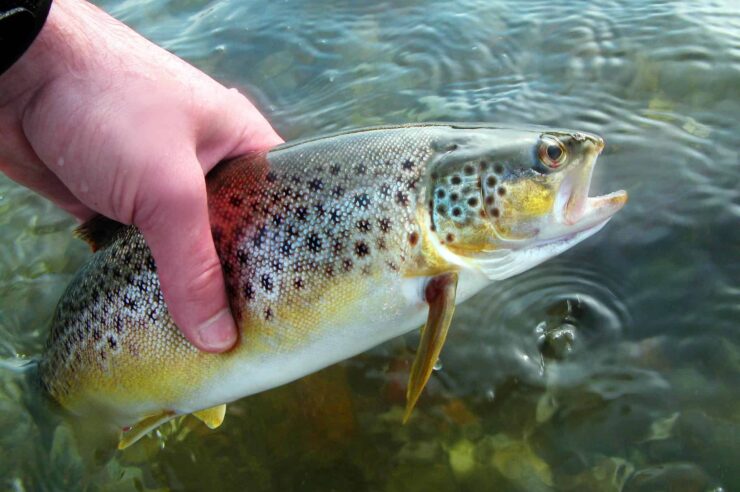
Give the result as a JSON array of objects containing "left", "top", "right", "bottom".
[{"left": 180, "top": 268, "right": 490, "bottom": 414}]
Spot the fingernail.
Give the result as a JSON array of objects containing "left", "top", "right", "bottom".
[{"left": 197, "top": 308, "right": 237, "bottom": 352}]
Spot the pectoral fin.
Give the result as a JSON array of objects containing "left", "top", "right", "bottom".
[
  {"left": 118, "top": 410, "right": 175, "bottom": 450},
  {"left": 404, "top": 272, "right": 459, "bottom": 422},
  {"left": 193, "top": 404, "right": 227, "bottom": 429}
]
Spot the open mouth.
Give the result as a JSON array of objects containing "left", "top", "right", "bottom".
[{"left": 557, "top": 149, "right": 628, "bottom": 233}]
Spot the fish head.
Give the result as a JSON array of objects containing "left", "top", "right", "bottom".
[{"left": 427, "top": 125, "right": 627, "bottom": 279}]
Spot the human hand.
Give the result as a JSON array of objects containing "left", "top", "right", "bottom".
[{"left": 0, "top": 0, "right": 283, "bottom": 352}]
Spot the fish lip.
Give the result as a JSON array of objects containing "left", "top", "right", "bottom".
[{"left": 557, "top": 139, "right": 627, "bottom": 231}]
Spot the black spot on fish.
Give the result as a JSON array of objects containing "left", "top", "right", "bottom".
[
  {"left": 330, "top": 209, "right": 342, "bottom": 225},
  {"left": 491, "top": 207, "right": 501, "bottom": 218},
  {"left": 108, "top": 336, "right": 117, "bottom": 350},
  {"left": 342, "top": 258, "right": 353, "bottom": 272},
  {"left": 229, "top": 195, "right": 243, "bottom": 207},
  {"left": 409, "top": 231, "right": 419, "bottom": 246},
  {"left": 244, "top": 282, "right": 255, "bottom": 301},
  {"left": 281, "top": 239, "right": 293, "bottom": 256},
  {"left": 294, "top": 277, "right": 304, "bottom": 290},
  {"left": 237, "top": 250, "right": 249, "bottom": 266},
  {"left": 402, "top": 159, "right": 414, "bottom": 171},
  {"left": 355, "top": 241, "right": 370, "bottom": 257},
  {"left": 464, "top": 165, "right": 475, "bottom": 175},
  {"left": 266, "top": 171, "right": 278, "bottom": 183},
  {"left": 314, "top": 203, "right": 326, "bottom": 217},
  {"left": 379, "top": 184, "right": 391, "bottom": 198},
  {"left": 494, "top": 164, "right": 504, "bottom": 174},
  {"left": 296, "top": 206, "right": 308, "bottom": 221},
  {"left": 272, "top": 214, "right": 284, "bottom": 226},
  {"left": 264, "top": 307, "right": 273, "bottom": 321},
  {"left": 486, "top": 176, "right": 497, "bottom": 187},
  {"left": 253, "top": 226, "right": 268, "bottom": 248},
  {"left": 308, "top": 233, "right": 322, "bottom": 253},
  {"left": 287, "top": 225, "right": 299, "bottom": 238},
  {"left": 332, "top": 185, "right": 344, "bottom": 198},
  {"left": 436, "top": 205, "right": 447, "bottom": 215},
  {"left": 378, "top": 217, "right": 391, "bottom": 233},
  {"left": 452, "top": 207, "right": 462, "bottom": 217},
  {"left": 450, "top": 192, "right": 459, "bottom": 202},
  {"left": 497, "top": 187, "right": 507, "bottom": 196},
  {"left": 324, "top": 264, "right": 335, "bottom": 278},
  {"left": 395, "top": 191, "right": 409, "bottom": 206},
  {"left": 485, "top": 196, "right": 495, "bottom": 206},
  {"left": 332, "top": 239, "right": 345, "bottom": 255},
  {"left": 354, "top": 193, "right": 371, "bottom": 209},
  {"left": 436, "top": 189, "right": 446, "bottom": 199},
  {"left": 467, "top": 197, "right": 479, "bottom": 207},
  {"left": 446, "top": 233, "right": 455, "bottom": 243},
  {"left": 355, "top": 163, "right": 367, "bottom": 175},
  {"left": 260, "top": 274, "right": 273, "bottom": 292},
  {"left": 330, "top": 164, "right": 341, "bottom": 175},
  {"left": 479, "top": 161, "right": 488, "bottom": 171},
  {"left": 451, "top": 175, "right": 462, "bottom": 185},
  {"left": 309, "top": 178, "right": 324, "bottom": 192},
  {"left": 357, "top": 219, "right": 371, "bottom": 233}
]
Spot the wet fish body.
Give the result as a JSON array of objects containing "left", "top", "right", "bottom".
[{"left": 40, "top": 124, "right": 626, "bottom": 447}]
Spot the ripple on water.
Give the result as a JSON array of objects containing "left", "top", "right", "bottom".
[{"left": 445, "top": 258, "right": 632, "bottom": 394}]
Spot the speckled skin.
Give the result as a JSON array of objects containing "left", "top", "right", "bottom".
[
  {"left": 40, "top": 124, "right": 614, "bottom": 428},
  {"left": 41, "top": 126, "right": 448, "bottom": 423}
]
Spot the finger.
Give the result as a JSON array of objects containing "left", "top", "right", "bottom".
[
  {"left": 195, "top": 87, "right": 284, "bottom": 171},
  {"left": 135, "top": 158, "right": 237, "bottom": 353}
]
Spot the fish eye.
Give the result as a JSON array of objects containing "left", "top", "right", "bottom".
[{"left": 538, "top": 137, "right": 567, "bottom": 169}]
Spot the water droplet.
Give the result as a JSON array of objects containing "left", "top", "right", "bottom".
[
  {"left": 485, "top": 389, "right": 495, "bottom": 401},
  {"left": 433, "top": 359, "right": 443, "bottom": 371}
]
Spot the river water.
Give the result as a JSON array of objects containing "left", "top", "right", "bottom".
[{"left": 1, "top": 0, "right": 738, "bottom": 490}]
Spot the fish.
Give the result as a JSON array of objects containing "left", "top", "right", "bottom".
[{"left": 39, "top": 123, "right": 627, "bottom": 449}]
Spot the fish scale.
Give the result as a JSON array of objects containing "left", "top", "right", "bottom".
[{"left": 39, "top": 123, "right": 626, "bottom": 448}]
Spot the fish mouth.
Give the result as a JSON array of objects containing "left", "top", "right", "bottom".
[{"left": 555, "top": 144, "right": 628, "bottom": 234}]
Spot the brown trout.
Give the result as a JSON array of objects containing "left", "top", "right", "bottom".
[{"left": 40, "top": 124, "right": 627, "bottom": 448}]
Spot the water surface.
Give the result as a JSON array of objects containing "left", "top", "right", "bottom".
[{"left": 1, "top": 0, "right": 738, "bottom": 490}]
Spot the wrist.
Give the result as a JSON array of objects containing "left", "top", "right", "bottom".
[{"left": 0, "top": 0, "right": 94, "bottom": 116}]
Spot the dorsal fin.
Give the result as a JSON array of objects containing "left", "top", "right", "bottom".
[{"left": 74, "top": 215, "right": 127, "bottom": 252}]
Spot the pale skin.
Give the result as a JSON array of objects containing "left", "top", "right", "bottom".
[{"left": 0, "top": 0, "right": 283, "bottom": 352}]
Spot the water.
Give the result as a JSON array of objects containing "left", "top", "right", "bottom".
[{"left": 1, "top": 0, "right": 738, "bottom": 490}]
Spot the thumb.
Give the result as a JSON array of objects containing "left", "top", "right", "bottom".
[{"left": 135, "top": 158, "right": 236, "bottom": 353}]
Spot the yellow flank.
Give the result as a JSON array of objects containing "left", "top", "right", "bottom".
[{"left": 238, "top": 273, "right": 374, "bottom": 354}]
